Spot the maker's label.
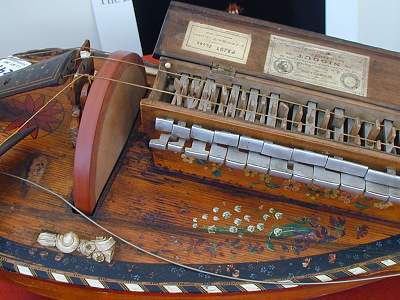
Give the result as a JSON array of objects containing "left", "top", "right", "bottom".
[
  {"left": 264, "top": 35, "right": 370, "bottom": 97},
  {"left": 0, "top": 56, "right": 31, "bottom": 77},
  {"left": 182, "top": 21, "right": 251, "bottom": 64}
]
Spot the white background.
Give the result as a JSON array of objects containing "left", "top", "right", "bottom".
[
  {"left": 1, "top": 0, "right": 400, "bottom": 57},
  {"left": 326, "top": 0, "right": 400, "bottom": 52},
  {"left": 0, "top": 0, "right": 142, "bottom": 57}
]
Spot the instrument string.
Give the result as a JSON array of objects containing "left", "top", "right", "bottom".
[
  {"left": 1, "top": 49, "right": 400, "bottom": 285},
  {"left": 81, "top": 73, "right": 399, "bottom": 150},
  {"left": 87, "top": 53, "right": 392, "bottom": 130},
  {"left": 0, "top": 75, "right": 83, "bottom": 149},
  {"left": 1, "top": 170, "right": 400, "bottom": 286}
]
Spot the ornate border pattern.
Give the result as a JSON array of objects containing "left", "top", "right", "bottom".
[{"left": 1, "top": 235, "right": 400, "bottom": 294}]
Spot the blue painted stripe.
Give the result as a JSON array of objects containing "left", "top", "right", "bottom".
[
  {"left": 105, "top": 281, "right": 126, "bottom": 291},
  {"left": 35, "top": 270, "right": 50, "bottom": 280},
  {"left": 180, "top": 285, "right": 203, "bottom": 294},
  {"left": 69, "top": 276, "right": 85, "bottom": 286}
]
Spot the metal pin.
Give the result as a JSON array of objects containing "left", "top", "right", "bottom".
[
  {"left": 226, "top": 147, "right": 248, "bottom": 169},
  {"left": 155, "top": 118, "right": 174, "bottom": 133},
  {"left": 313, "top": 167, "right": 340, "bottom": 189},
  {"left": 209, "top": 144, "right": 227, "bottom": 164},
  {"left": 149, "top": 134, "right": 171, "bottom": 150},
  {"left": 292, "top": 149, "right": 328, "bottom": 167},
  {"left": 238, "top": 136, "right": 263, "bottom": 153},
  {"left": 261, "top": 142, "right": 293, "bottom": 160},
  {"left": 184, "top": 140, "right": 209, "bottom": 160},
  {"left": 246, "top": 152, "right": 270, "bottom": 174}
]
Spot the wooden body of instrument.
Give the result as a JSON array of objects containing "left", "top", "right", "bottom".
[{"left": 0, "top": 2, "right": 399, "bottom": 300}]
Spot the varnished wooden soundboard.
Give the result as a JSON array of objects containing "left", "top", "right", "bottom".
[{"left": 0, "top": 79, "right": 399, "bottom": 300}]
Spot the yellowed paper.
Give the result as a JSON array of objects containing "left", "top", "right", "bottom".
[
  {"left": 264, "top": 35, "right": 370, "bottom": 97},
  {"left": 182, "top": 21, "right": 251, "bottom": 64}
]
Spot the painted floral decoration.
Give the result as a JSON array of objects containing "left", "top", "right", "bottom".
[{"left": 3, "top": 94, "right": 64, "bottom": 138}]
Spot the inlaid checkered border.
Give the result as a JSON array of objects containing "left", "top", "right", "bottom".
[{"left": 1, "top": 255, "right": 399, "bottom": 294}]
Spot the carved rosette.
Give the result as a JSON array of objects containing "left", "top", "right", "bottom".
[{"left": 37, "top": 231, "right": 116, "bottom": 263}]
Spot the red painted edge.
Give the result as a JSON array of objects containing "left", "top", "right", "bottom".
[{"left": 73, "top": 51, "right": 144, "bottom": 214}]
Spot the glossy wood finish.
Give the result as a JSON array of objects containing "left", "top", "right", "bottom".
[
  {"left": 73, "top": 51, "right": 146, "bottom": 214},
  {"left": 0, "top": 270, "right": 382, "bottom": 300},
  {"left": 0, "top": 44, "right": 399, "bottom": 300},
  {"left": 0, "top": 86, "right": 399, "bottom": 298},
  {"left": 156, "top": 2, "right": 400, "bottom": 111}
]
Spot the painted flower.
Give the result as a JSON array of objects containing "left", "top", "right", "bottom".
[
  {"left": 234, "top": 205, "right": 241, "bottom": 212},
  {"left": 207, "top": 225, "right": 216, "bottom": 234},
  {"left": 356, "top": 225, "right": 369, "bottom": 239},
  {"left": 328, "top": 253, "right": 337, "bottom": 264},
  {"left": 273, "top": 228, "right": 283, "bottom": 237},
  {"left": 4, "top": 94, "right": 64, "bottom": 138},
  {"left": 274, "top": 212, "right": 283, "bottom": 220},
  {"left": 283, "top": 179, "right": 301, "bottom": 192},
  {"left": 302, "top": 257, "right": 311, "bottom": 268},
  {"left": 181, "top": 154, "right": 194, "bottom": 164},
  {"left": 229, "top": 226, "right": 238, "bottom": 233},
  {"left": 339, "top": 192, "right": 353, "bottom": 204},
  {"left": 247, "top": 225, "right": 255, "bottom": 233},
  {"left": 222, "top": 211, "right": 231, "bottom": 219},
  {"left": 234, "top": 218, "right": 242, "bottom": 226},
  {"left": 323, "top": 189, "right": 340, "bottom": 199},
  {"left": 259, "top": 174, "right": 272, "bottom": 183},
  {"left": 373, "top": 201, "right": 393, "bottom": 209}
]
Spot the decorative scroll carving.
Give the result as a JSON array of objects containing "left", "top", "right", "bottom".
[{"left": 37, "top": 231, "right": 116, "bottom": 263}]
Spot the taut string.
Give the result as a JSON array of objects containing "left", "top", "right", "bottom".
[
  {"left": 0, "top": 75, "right": 84, "bottom": 149},
  {"left": 82, "top": 73, "right": 399, "bottom": 150},
  {"left": 86, "top": 52, "right": 385, "bottom": 129},
  {"left": 1, "top": 170, "right": 400, "bottom": 286}
]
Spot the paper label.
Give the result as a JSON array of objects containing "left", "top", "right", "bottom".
[
  {"left": 264, "top": 35, "right": 370, "bottom": 97},
  {"left": 0, "top": 57, "right": 31, "bottom": 77},
  {"left": 182, "top": 21, "right": 251, "bottom": 64}
]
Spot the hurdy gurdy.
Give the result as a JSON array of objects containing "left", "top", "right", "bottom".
[{"left": 0, "top": 2, "right": 400, "bottom": 299}]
